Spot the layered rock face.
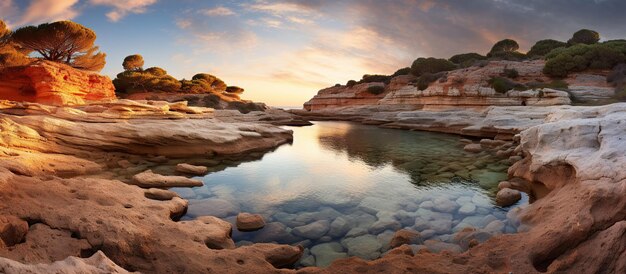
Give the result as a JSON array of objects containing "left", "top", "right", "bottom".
[
  {"left": 300, "top": 103, "right": 626, "bottom": 273},
  {"left": 0, "top": 60, "right": 116, "bottom": 106},
  {"left": 304, "top": 60, "right": 614, "bottom": 111}
]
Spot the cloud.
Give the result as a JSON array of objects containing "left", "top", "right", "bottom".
[
  {"left": 89, "top": 0, "right": 157, "bottom": 22},
  {"left": 0, "top": 0, "right": 79, "bottom": 26},
  {"left": 200, "top": 6, "right": 235, "bottom": 16}
]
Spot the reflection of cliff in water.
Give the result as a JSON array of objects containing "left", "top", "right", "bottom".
[{"left": 315, "top": 122, "right": 509, "bottom": 189}]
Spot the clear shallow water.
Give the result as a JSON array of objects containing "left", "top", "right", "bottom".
[{"left": 173, "top": 121, "right": 526, "bottom": 267}]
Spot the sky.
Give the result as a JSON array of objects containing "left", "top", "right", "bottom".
[{"left": 1, "top": 0, "right": 626, "bottom": 107}]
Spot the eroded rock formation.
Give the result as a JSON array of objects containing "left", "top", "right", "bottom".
[
  {"left": 0, "top": 60, "right": 116, "bottom": 106},
  {"left": 303, "top": 60, "right": 614, "bottom": 111}
]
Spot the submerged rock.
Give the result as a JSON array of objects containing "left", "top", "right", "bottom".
[
  {"left": 496, "top": 188, "right": 522, "bottom": 207},
  {"left": 236, "top": 213, "right": 265, "bottom": 231},
  {"left": 292, "top": 220, "right": 330, "bottom": 240},
  {"left": 175, "top": 163, "right": 209, "bottom": 175},
  {"left": 187, "top": 198, "right": 240, "bottom": 218},
  {"left": 341, "top": 234, "right": 383, "bottom": 260},
  {"left": 132, "top": 170, "right": 203, "bottom": 188},
  {"left": 310, "top": 242, "right": 348, "bottom": 267},
  {"left": 144, "top": 188, "right": 179, "bottom": 201}
]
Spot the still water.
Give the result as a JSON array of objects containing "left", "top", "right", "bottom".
[{"left": 174, "top": 121, "right": 526, "bottom": 267}]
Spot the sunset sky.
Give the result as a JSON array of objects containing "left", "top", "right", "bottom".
[{"left": 1, "top": 0, "right": 626, "bottom": 106}]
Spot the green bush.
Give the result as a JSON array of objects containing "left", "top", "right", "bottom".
[
  {"left": 502, "top": 68, "right": 519, "bottom": 79},
  {"left": 113, "top": 70, "right": 181, "bottom": 94},
  {"left": 180, "top": 79, "right": 212, "bottom": 93},
  {"left": 526, "top": 80, "right": 569, "bottom": 91},
  {"left": 226, "top": 86, "right": 244, "bottom": 94},
  {"left": 192, "top": 73, "right": 227, "bottom": 92},
  {"left": 366, "top": 85, "right": 385, "bottom": 95},
  {"left": 543, "top": 43, "right": 626, "bottom": 77},
  {"left": 410, "top": 57, "right": 456, "bottom": 77},
  {"left": 144, "top": 67, "right": 167, "bottom": 76},
  {"left": 527, "top": 39, "right": 567, "bottom": 57},
  {"left": 391, "top": 67, "right": 411, "bottom": 77},
  {"left": 488, "top": 77, "right": 516, "bottom": 93},
  {"left": 416, "top": 72, "right": 444, "bottom": 90},
  {"left": 449, "top": 53, "right": 486, "bottom": 65},
  {"left": 360, "top": 74, "right": 391, "bottom": 84},
  {"left": 346, "top": 80, "right": 357, "bottom": 87},
  {"left": 567, "top": 29, "right": 600, "bottom": 46},
  {"left": 488, "top": 39, "right": 519, "bottom": 57}
]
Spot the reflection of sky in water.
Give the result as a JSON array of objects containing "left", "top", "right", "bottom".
[{"left": 174, "top": 121, "right": 526, "bottom": 267}]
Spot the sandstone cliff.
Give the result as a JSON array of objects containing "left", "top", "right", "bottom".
[
  {"left": 0, "top": 60, "right": 116, "bottom": 106},
  {"left": 304, "top": 60, "right": 614, "bottom": 111}
]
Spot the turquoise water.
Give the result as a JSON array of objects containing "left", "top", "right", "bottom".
[{"left": 173, "top": 121, "right": 526, "bottom": 267}]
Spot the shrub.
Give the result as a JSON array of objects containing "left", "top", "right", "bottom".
[
  {"left": 410, "top": 57, "right": 456, "bottom": 77},
  {"left": 391, "top": 67, "right": 411, "bottom": 77},
  {"left": 113, "top": 70, "right": 181, "bottom": 94},
  {"left": 144, "top": 67, "right": 167, "bottom": 76},
  {"left": 449, "top": 53, "right": 486, "bottom": 66},
  {"left": 488, "top": 77, "right": 516, "bottom": 93},
  {"left": 180, "top": 79, "right": 212, "bottom": 93},
  {"left": 416, "top": 72, "right": 444, "bottom": 90},
  {"left": 488, "top": 39, "right": 519, "bottom": 57},
  {"left": 527, "top": 80, "right": 569, "bottom": 91},
  {"left": 226, "top": 86, "right": 244, "bottom": 94},
  {"left": 527, "top": 39, "right": 567, "bottom": 57},
  {"left": 543, "top": 43, "right": 626, "bottom": 77},
  {"left": 366, "top": 85, "right": 385, "bottom": 95},
  {"left": 192, "top": 73, "right": 227, "bottom": 92},
  {"left": 502, "top": 68, "right": 519, "bottom": 79},
  {"left": 360, "top": 74, "right": 391, "bottom": 84},
  {"left": 227, "top": 101, "right": 265, "bottom": 114},
  {"left": 12, "top": 20, "right": 105, "bottom": 71},
  {"left": 123, "top": 54, "right": 144, "bottom": 71},
  {"left": 567, "top": 29, "right": 600, "bottom": 46},
  {"left": 346, "top": 80, "right": 357, "bottom": 87}
]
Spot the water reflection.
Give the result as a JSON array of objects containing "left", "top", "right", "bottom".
[{"left": 173, "top": 121, "right": 525, "bottom": 268}]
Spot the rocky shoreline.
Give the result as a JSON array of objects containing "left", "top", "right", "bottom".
[
  {"left": 288, "top": 102, "right": 626, "bottom": 273},
  {"left": 1, "top": 97, "right": 624, "bottom": 273}
]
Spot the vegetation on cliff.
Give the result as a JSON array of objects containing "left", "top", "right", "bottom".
[{"left": 335, "top": 28, "right": 625, "bottom": 96}]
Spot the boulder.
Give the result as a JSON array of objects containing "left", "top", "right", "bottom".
[
  {"left": 144, "top": 188, "right": 179, "bottom": 201},
  {"left": 175, "top": 163, "right": 208, "bottom": 175},
  {"left": 310, "top": 242, "right": 348, "bottom": 267},
  {"left": 389, "top": 229, "right": 422, "bottom": 248},
  {"left": 236, "top": 213, "right": 265, "bottom": 231},
  {"left": 341, "top": 234, "right": 383, "bottom": 260},
  {"left": 292, "top": 220, "right": 330, "bottom": 240},
  {"left": 463, "top": 144, "right": 482, "bottom": 153},
  {"left": 0, "top": 215, "right": 28, "bottom": 246},
  {"left": 496, "top": 188, "right": 522, "bottom": 206},
  {"left": 132, "top": 170, "right": 203, "bottom": 188}
]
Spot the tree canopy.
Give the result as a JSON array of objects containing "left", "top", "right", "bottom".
[
  {"left": 123, "top": 54, "right": 144, "bottom": 71},
  {"left": 0, "top": 19, "right": 32, "bottom": 69},
  {"left": 567, "top": 29, "right": 600, "bottom": 46},
  {"left": 488, "top": 39, "right": 520, "bottom": 57},
  {"left": 11, "top": 20, "right": 105, "bottom": 71},
  {"left": 527, "top": 39, "right": 567, "bottom": 57}
]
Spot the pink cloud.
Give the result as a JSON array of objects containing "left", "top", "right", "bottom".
[{"left": 90, "top": 0, "right": 157, "bottom": 22}]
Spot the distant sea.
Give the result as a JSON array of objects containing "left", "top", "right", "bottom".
[{"left": 271, "top": 106, "right": 302, "bottom": 110}]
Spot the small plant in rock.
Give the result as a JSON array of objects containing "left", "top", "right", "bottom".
[
  {"left": 488, "top": 77, "right": 516, "bottom": 93},
  {"left": 502, "top": 68, "right": 519, "bottom": 79},
  {"left": 366, "top": 85, "right": 386, "bottom": 95}
]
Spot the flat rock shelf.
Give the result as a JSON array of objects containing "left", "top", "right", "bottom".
[{"left": 173, "top": 121, "right": 527, "bottom": 268}]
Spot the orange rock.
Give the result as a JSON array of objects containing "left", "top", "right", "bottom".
[{"left": 0, "top": 60, "right": 116, "bottom": 106}]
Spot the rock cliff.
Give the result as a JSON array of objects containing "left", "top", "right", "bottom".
[
  {"left": 304, "top": 60, "right": 614, "bottom": 111},
  {"left": 0, "top": 60, "right": 116, "bottom": 106}
]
